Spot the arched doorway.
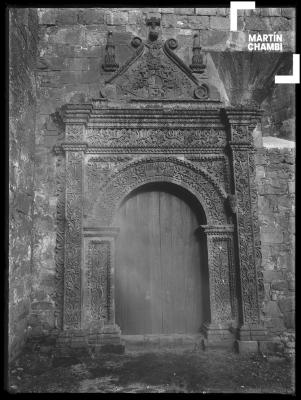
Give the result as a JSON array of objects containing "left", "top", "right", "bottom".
[{"left": 112, "top": 182, "right": 210, "bottom": 335}]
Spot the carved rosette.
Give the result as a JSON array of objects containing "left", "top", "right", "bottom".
[
  {"left": 63, "top": 151, "right": 83, "bottom": 329},
  {"left": 200, "top": 225, "right": 237, "bottom": 324}
]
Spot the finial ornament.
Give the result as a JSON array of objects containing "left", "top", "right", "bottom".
[
  {"left": 190, "top": 32, "right": 206, "bottom": 74},
  {"left": 102, "top": 31, "right": 119, "bottom": 72},
  {"left": 146, "top": 17, "right": 161, "bottom": 41}
]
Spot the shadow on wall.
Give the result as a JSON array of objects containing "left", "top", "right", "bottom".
[{"left": 210, "top": 52, "right": 294, "bottom": 140}]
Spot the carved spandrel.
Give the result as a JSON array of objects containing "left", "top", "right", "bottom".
[
  {"left": 84, "top": 156, "right": 133, "bottom": 216},
  {"left": 185, "top": 156, "right": 229, "bottom": 191}
]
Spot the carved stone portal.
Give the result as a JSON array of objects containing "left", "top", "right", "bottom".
[{"left": 54, "top": 21, "right": 266, "bottom": 351}]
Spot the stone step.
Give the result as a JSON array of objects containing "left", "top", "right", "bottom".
[{"left": 122, "top": 334, "right": 206, "bottom": 351}]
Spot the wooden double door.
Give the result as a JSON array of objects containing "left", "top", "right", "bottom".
[{"left": 113, "top": 183, "right": 208, "bottom": 335}]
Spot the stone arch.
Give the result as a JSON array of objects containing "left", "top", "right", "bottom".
[{"left": 90, "top": 156, "right": 228, "bottom": 226}]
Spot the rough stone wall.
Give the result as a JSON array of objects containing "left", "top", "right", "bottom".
[
  {"left": 255, "top": 148, "right": 295, "bottom": 335},
  {"left": 22, "top": 8, "right": 295, "bottom": 339},
  {"left": 9, "top": 8, "right": 39, "bottom": 361}
]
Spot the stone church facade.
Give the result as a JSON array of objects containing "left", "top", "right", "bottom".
[{"left": 9, "top": 8, "right": 295, "bottom": 361}]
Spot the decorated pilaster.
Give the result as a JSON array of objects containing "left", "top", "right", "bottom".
[
  {"left": 225, "top": 106, "right": 266, "bottom": 341},
  {"left": 83, "top": 227, "right": 124, "bottom": 352},
  {"left": 199, "top": 225, "right": 237, "bottom": 341},
  {"left": 62, "top": 123, "right": 86, "bottom": 330}
]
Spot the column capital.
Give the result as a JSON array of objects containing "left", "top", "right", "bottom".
[
  {"left": 83, "top": 227, "right": 120, "bottom": 238},
  {"left": 199, "top": 224, "right": 234, "bottom": 237},
  {"left": 223, "top": 105, "right": 263, "bottom": 125}
]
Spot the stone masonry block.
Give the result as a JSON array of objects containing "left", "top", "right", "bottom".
[
  {"left": 160, "top": 8, "right": 174, "bottom": 14},
  {"left": 106, "top": 11, "right": 128, "bottom": 25},
  {"left": 162, "top": 14, "right": 177, "bottom": 28},
  {"left": 235, "top": 340, "right": 258, "bottom": 354},
  {"left": 210, "top": 16, "right": 229, "bottom": 30},
  {"left": 281, "top": 8, "right": 296, "bottom": 18},
  {"left": 78, "top": 9, "right": 105, "bottom": 25},
  {"left": 196, "top": 8, "right": 217, "bottom": 16},
  {"left": 269, "top": 17, "right": 294, "bottom": 31},
  {"left": 187, "top": 16, "right": 209, "bottom": 29},
  {"left": 128, "top": 10, "right": 144, "bottom": 25},
  {"left": 217, "top": 8, "right": 229, "bottom": 16},
  {"left": 56, "top": 9, "right": 78, "bottom": 25},
  {"left": 261, "top": 228, "right": 283, "bottom": 244},
  {"left": 271, "top": 280, "right": 288, "bottom": 291},
  {"left": 244, "top": 16, "right": 271, "bottom": 30},
  {"left": 278, "top": 297, "right": 295, "bottom": 314},
  {"left": 174, "top": 8, "right": 195, "bottom": 15},
  {"left": 283, "top": 312, "right": 295, "bottom": 329},
  {"left": 260, "top": 8, "right": 282, "bottom": 17},
  {"left": 263, "top": 270, "right": 283, "bottom": 282},
  {"left": 38, "top": 9, "right": 58, "bottom": 25},
  {"left": 263, "top": 301, "right": 282, "bottom": 318}
]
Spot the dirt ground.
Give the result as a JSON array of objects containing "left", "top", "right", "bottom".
[{"left": 7, "top": 348, "right": 295, "bottom": 393}]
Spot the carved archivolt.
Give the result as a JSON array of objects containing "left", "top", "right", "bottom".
[{"left": 89, "top": 156, "right": 228, "bottom": 226}]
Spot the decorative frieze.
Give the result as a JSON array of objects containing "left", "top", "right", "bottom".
[{"left": 86, "top": 128, "right": 226, "bottom": 148}]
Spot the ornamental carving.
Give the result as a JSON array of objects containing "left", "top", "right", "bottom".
[
  {"left": 54, "top": 155, "right": 65, "bottom": 329},
  {"left": 207, "top": 239, "right": 234, "bottom": 322},
  {"left": 66, "top": 124, "right": 84, "bottom": 143},
  {"left": 104, "top": 17, "right": 219, "bottom": 101},
  {"left": 64, "top": 151, "right": 83, "bottom": 329},
  {"left": 87, "top": 241, "right": 111, "bottom": 324},
  {"left": 90, "top": 157, "right": 228, "bottom": 226},
  {"left": 232, "top": 149, "right": 260, "bottom": 323},
  {"left": 86, "top": 128, "right": 226, "bottom": 148},
  {"left": 55, "top": 47, "right": 264, "bottom": 340},
  {"left": 185, "top": 155, "right": 229, "bottom": 191},
  {"left": 85, "top": 156, "right": 132, "bottom": 215}
]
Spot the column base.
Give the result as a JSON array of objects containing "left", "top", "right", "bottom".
[
  {"left": 238, "top": 324, "right": 269, "bottom": 341},
  {"left": 54, "top": 326, "right": 125, "bottom": 356},
  {"left": 201, "top": 322, "right": 235, "bottom": 349}
]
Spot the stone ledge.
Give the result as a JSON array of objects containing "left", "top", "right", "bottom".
[{"left": 234, "top": 340, "right": 258, "bottom": 353}]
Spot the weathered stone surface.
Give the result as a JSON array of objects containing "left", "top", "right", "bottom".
[
  {"left": 235, "top": 340, "right": 258, "bottom": 354},
  {"left": 106, "top": 11, "right": 128, "bottom": 25},
  {"left": 9, "top": 8, "right": 39, "bottom": 362},
  {"left": 56, "top": 9, "right": 78, "bottom": 25},
  {"left": 9, "top": 7, "right": 295, "bottom": 358},
  {"left": 78, "top": 9, "right": 105, "bottom": 25},
  {"left": 174, "top": 8, "right": 194, "bottom": 15},
  {"left": 210, "top": 16, "right": 229, "bottom": 30},
  {"left": 281, "top": 8, "right": 295, "bottom": 18}
]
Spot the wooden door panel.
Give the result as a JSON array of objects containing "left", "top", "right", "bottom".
[{"left": 113, "top": 185, "right": 204, "bottom": 334}]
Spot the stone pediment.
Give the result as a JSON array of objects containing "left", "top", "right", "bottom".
[{"left": 103, "top": 18, "right": 220, "bottom": 101}]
